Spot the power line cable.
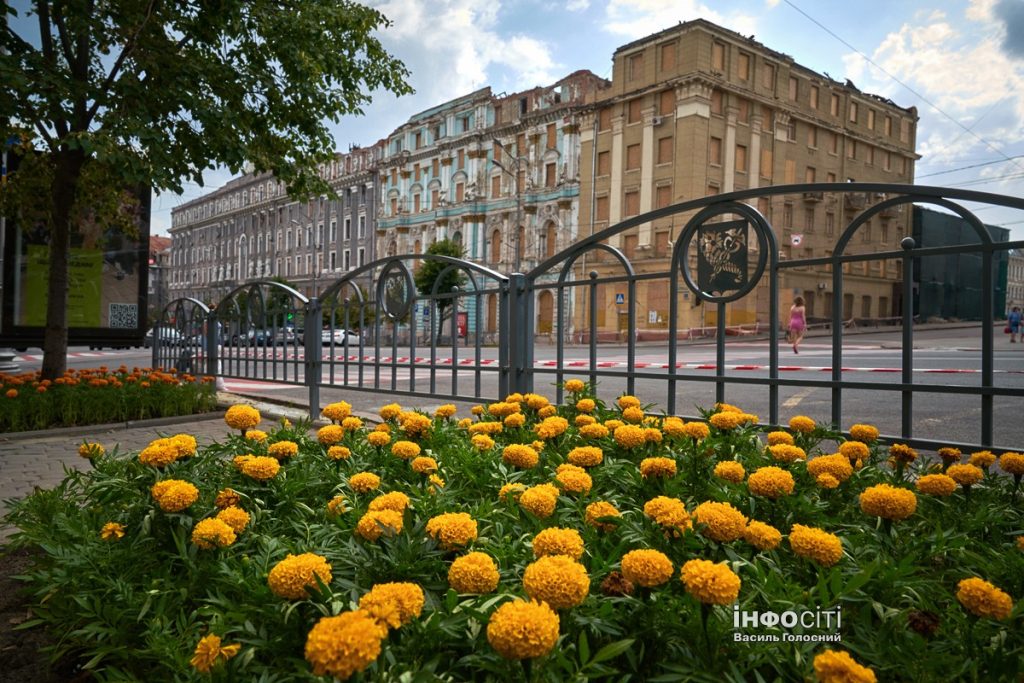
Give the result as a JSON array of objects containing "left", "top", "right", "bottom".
[
  {"left": 917, "top": 154, "right": 1024, "bottom": 179},
  {"left": 783, "top": 0, "right": 1024, "bottom": 176}
]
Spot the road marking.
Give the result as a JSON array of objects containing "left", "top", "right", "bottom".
[{"left": 783, "top": 387, "right": 815, "bottom": 408}]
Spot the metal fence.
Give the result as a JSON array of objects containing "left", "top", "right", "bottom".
[{"left": 156, "top": 183, "right": 1024, "bottom": 452}]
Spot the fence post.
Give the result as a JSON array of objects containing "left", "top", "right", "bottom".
[
  {"left": 205, "top": 313, "right": 220, "bottom": 380},
  {"left": 305, "top": 298, "right": 323, "bottom": 421},
  {"left": 507, "top": 273, "right": 533, "bottom": 396}
]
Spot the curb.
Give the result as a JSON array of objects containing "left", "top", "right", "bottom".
[{"left": 0, "top": 411, "right": 226, "bottom": 443}]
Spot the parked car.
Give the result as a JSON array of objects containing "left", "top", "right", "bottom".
[
  {"left": 143, "top": 327, "right": 184, "bottom": 348},
  {"left": 321, "top": 328, "right": 361, "bottom": 346}
]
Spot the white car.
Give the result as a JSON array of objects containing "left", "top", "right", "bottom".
[{"left": 321, "top": 328, "right": 361, "bottom": 346}]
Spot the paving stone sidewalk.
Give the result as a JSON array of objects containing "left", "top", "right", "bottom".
[{"left": 0, "top": 394, "right": 321, "bottom": 543}]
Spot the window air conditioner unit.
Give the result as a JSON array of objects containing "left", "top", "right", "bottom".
[{"left": 651, "top": 116, "right": 664, "bottom": 126}]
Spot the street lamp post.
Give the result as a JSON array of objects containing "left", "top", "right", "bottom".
[{"left": 491, "top": 139, "right": 523, "bottom": 273}]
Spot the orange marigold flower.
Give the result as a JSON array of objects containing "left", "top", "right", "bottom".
[
  {"left": 486, "top": 599, "right": 559, "bottom": 660},
  {"left": 998, "top": 451, "right": 1024, "bottom": 475},
  {"left": 359, "top": 582, "right": 424, "bottom": 629},
  {"left": 807, "top": 454, "right": 854, "bottom": 483},
  {"left": 585, "top": 501, "right": 621, "bottom": 532},
  {"left": 367, "top": 431, "right": 391, "bottom": 447},
  {"left": 568, "top": 446, "right": 604, "bottom": 467},
  {"left": 613, "top": 424, "right": 646, "bottom": 448},
  {"left": 522, "top": 555, "right": 589, "bottom": 609},
  {"left": 554, "top": 467, "right": 593, "bottom": 494},
  {"left": 434, "top": 404, "right": 457, "bottom": 419},
  {"left": 191, "top": 518, "right": 237, "bottom": 549},
  {"left": 349, "top": 472, "right": 381, "bottom": 493},
  {"left": 268, "top": 553, "right": 332, "bottom": 599},
  {"left": 889, "top": 443, "right": 918, "bottom": 464},
  {"left": 411, "top": 456, "right": 438, "bottom": 474},
  {"left": 304, "top": 611, "right": 386, "bottom": 679},
  {"left": 448, "top": 552, "right": 500, "bottom": 594},
  {"left": 355, "top": 509, "right": 404, "bottom": 541},
  {"left": 368, "top": 491, "right": 411, "bottom": 513},
  {"left": 947, "top": 463, "right": 984, "bottom": 487},
  {"left": 426, "top": 512, "right": 478, "bottom": 550},
  {"left": 379, "top": 403, "right": 402, "bottom": 420},
  {"left": 504, "top": 413, "right": 526, "bottom": 428},
  {"left": 620, "top": 549, "right": 674, "bottom": 587},
  {"left": 534, "top": 416, "right": 569, "bottom": 440},
  {"left": 766, "top": 431, "right": 794, "bottom": 446},
  {"left": 680, "top": 559, "right": 741, "bottom": 605},
  {"left": 916, "top": 474, "right": 957, "bottom": 497},
  {"left": 322, "top": 401, "right": 352, "bottom": 422},
  {"left": 215, "top": 506, "right": 250, "bottom": 533},
  {"left": 838, "top": 441, "right": 870, "bottom": 461},
  {"left": 859, "top": 484, "right": 917, "bottom": 521},
  {"left": 519, "top": 483, "right": 559, "bottom": 518},
  {"left": 391, "top": 440, "right": 421, "bottom": 459},
  {"left": 692, "top": 501, "right": 748, "bottom": 542},
  {"left": 224, "top": 404, "right": 261, "bottom": 431},
  {"left": 240, "top": 456, "right": 281, "bottom": 481},
  {"left": 532, "top": 527, "right": 585, "bottom": 559},
  {"left": 580, "top": 423, "right": 610, "bottom": 439},
  {"left": 813, "top": 649, "right": 877, "bottom": 683},
  {"left": 747, "top": 466, "right": 796, "bottom": 499},
  {"left": 502, "top": 444, "right": 539, "bottom": 469},
  {"left": 327, "top": 445, "right": 351, "bottom": 460},
  {"left": 789, "top": 524, "right": 843, "bottom": 566},
  {"left": 788, "top": 415, "right": 816, "bottom": 433},
  {"left": 968, "top": 450, "right": 996, "bottom": 469},
  {"left": 768, "top": 444, "right": 806, "bottom": 463},
  {"left": 956, "top": 577, "right": 1014, "bottom": 620},
  {"left": 471, "top": 434, "right": 496, "bottom": 450},
  {"left": 639, "top": 457, "right": 677, "bottom": 479},
  {"left": 268, "top": 441, "right": 299, "bottom": 459},
  {"left": 215, "top": 488, "right": 240, "bottom": 509},
  {"left": 564, "top": 379, "right": 586, "bottom": 393},
  {"left": 848, "top": 424, "right": 880, "bottom": 443},
  {"left": 743, "top": 520, "right": 782, "bottom": 550},
  {"left": 576, "top": 398, "right": 596, "bottom": 413},
  {"left": 713, "top": 460, "right": 746, "bottom": 483}
]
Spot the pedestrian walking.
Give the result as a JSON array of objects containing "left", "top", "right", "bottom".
[
  {"left": 1008, "top": 306, "right": 1022, "bottom": 343},
  {"left": 788, "top": 296, "right": 807, "bottom": 354}
]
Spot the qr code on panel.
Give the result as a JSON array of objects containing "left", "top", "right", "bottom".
[{"left": 109, "top": 303, "right": 138, "bottom": 329}]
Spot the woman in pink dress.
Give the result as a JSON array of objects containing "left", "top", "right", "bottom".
[{"left": 788, "top": 296, "right": 806, "bottom": 354}]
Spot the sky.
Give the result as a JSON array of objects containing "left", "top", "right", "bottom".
[{"left": 144, "top": 0, "right": 1024, "bottom": 240}]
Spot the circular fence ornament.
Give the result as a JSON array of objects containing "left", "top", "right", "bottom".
[
  {"left": 378, "top": 260, "right": 416, "bottom": 320},
  {"left": 676, "top": 203, "right": 771, "bottom": 304}
]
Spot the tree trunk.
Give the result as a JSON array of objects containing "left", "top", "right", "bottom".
[{"left": 40, "top": 148, "right": 85, "bottom": 380}]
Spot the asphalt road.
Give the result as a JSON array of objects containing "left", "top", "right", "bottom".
[{"left": 9, "top": 325, "right": 1024, "bottom": 449}]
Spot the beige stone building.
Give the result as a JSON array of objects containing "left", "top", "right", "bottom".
[{"left": 576, "top": 19, "right": 919, "bottom": 337}]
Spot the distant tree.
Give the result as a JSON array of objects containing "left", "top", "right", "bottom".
[
  {"left": 0, "top": 1, "right": 411, "bottom": 379},
  {"left": 414, "top": 240, "right": 468, "bottom": 340}
]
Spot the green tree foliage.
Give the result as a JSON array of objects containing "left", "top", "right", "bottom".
[
  {"left": 0, "top": 1, "right": 412, "bottom": 378},
  {"left": 414, "top": 239, "right": 468, "bottom": 339}
]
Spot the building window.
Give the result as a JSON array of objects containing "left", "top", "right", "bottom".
[
  {"left": 659, "top": 89, "right": 675, "bottom": 116},
  {"left": 330, "top": 252, "right": 336, "bottom": 270},
  {"left": 867, "top": 109, "right": 875, "bottom": 130},
  {"left": 358, "top": 248, "right": 365, "bottom": 266},
  {"left": 656, "top": 184, "right": 672, "bottom": 209},
  {"left": 805, "top": 166, "right": 816, "bottom": 183},
  {"left": 866, "top": 146, "right": 875, "bottom": 166},
  {"left": 761, "top": 105, "right": 773, "bottom": 131},
  {"left": 343, "top": 249, "right": 351, "bottom": 270},
  {"left": 737, "top": 52, "right": 750, "bottom": 81},
  {"left": 831, "top": 93, "right": 840, "bottom": 116},
  {"left": 455, "top": 182, "right": 465, "bottom": 202},
  {"left": 624, "top": 190, "right": 640, "bottom": 216},
  {"left": 829, "top": 131, "right": 838, "bottom": 155},
  {"left": 660, "top": 41, "right": 676, "bottom": 70},
  {"left": 826, "top": 172, "right": 836, "bottom": 183},
  {"left": 598, "top": 150, "right": 611, "bottom": 176},
  {"left": 825, "top": 212, "right": 835, "bottom": 236},
  {"left": 885, "top": 116, "right": 893, "bottom": 136},
  {"left": 810, "top": 86, "right": 819, "bottom": 109},
  {"left": 626, "top": 143, "right": 641, "bottom": 170},
  {"left": 761, "top": 148, "right": 773, "bottom": 180},
  {"left": 628, "top": 99, "right": 641, "bottom": 123},
  {"left": 710, "top": 137, "right": 723, "bottom": 165},
  {"left": 849, "top": 101, "right": 858, "bottom": 123},
  {"left": 330, "top": 220, "right": 337, "bottom": 242},
  {"left": 545, "top": 162, "right": 556, "bottom": 187},
  {"left": 788, "top": 76, "right": 799, "bottom": 100},
  {"left": 762, "top": 63, "right": 775, "bottom": 89},
  {"left": 783, "top": 203, "right": 793, "bottom": 227},
  {"left": 599, "top": 109, "right": 611, "bottom": 131},
  {"left": 900, "top": 119, "right": 912, "bottom": 142},
  {"left": 804, "top": 207, "right": 816, "bottom": 231},
  {"left": 738, "top": 98, "right": 749, "bottom": 124},
  {"left": 883, "top": 151, "right": 892, "bottom": 172},
  {"left": 344, "top": 218, "right": 351, "bottom": 240},
  {"left": 595, "top": 195, "right": 609, "bottom": 221},
  {"left": 491, "top": 175, "right": 501, "bottom": 197},
  {"left": 807, "top": 124, "right": 818, "bottom": 148},
  {"left": 628, "top": 52, "right": 644, "bottom": 81},
  {"left": 358, "top": 215, "right": 365, "bottom": 237},
  {"left": 847, "top": 140, "right": 857, "bottom": 159},
  {"left": 413, "top": 194, "right": 421, "bottom": 212},
  {"left": 712, "top": 42, "right": 725, "bottom": 70},
  {"left": 657, "top": 137, "right": 673, "bottom": 164},
  {"left": 785, "top": 159, "right": 796, "bottom": 183},
  {"left": 736, "top": 144, "right": 748, "bottom": 173},
  {"left": 546, "top": 123, "right": 556, "bottom": 149},
  {"left": 457, "top": 149, "right": 465, "bottom": 169},
  {"left": 710, "top": 90, "right": 723, "bottom": 115}
]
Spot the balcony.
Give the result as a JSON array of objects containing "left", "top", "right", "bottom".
[{"left": 802, "top": 191, "right": 823, "bottom": 203}]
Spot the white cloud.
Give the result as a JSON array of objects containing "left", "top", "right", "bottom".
[
  {"left": 600, "top": 0, "right": 758, "bottom": 40},
  {"left": 566, "top": 0, "right": 590, "bottom": 10},
  {"left": 764, "top": 0, "right": 781, "bottom": 7},
  {"left": 374, "top": 0, "right": 562, "bottom": 103},
  {"left": 843, "top": 6, "right": 1024, "bottom": 167}
]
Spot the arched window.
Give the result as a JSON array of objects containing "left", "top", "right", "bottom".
[{"left": 490, "top": 229, "right": 502, "bottom": 264}]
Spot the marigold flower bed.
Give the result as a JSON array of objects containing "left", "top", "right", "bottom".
[
  {"left": 4, "top": 387, "right": 1023, "bottom": 681},
  {"left": 0, "top": 366, "right": 217, "bottom": 432}
]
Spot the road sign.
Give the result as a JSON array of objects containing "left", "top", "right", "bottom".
[{"left": 615, "top": 293, "right": 625, "bottom": 304}]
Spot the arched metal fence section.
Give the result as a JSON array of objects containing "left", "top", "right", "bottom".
[{"left": 155, "top": 183, "right": 1024, "bottom": 452}]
